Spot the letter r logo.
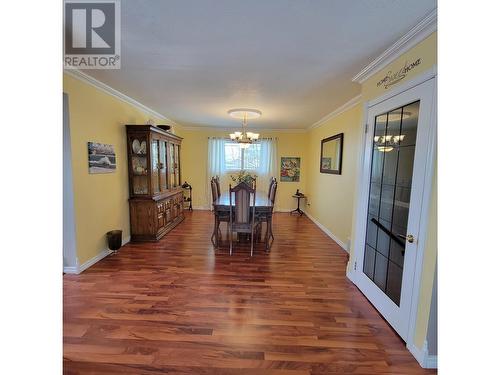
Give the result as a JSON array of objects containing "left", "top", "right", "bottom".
[{"left": 64, "top": 1, "right": 117, "bottom": 55}]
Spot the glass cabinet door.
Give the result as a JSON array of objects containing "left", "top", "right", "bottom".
[
  {"left": 168, "top": 142, "right": 176, "bottom": 188},
  {"left": 129, "top": 135, "right": 149, "bottom": 195},
  {"left": 151, "top": 139, "right": 160, "bottom": 194},
  {"left": 159, "top": 140, "right": 168, "bottom": 191},
  {"left": 174, "top": 144, "right": 180, "bottom": 187}
]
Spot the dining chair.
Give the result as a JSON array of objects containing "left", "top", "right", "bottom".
[
  {"left": 214, "top": 175, "right": 221, "bottom": 197},
  {"left": 211, "top": 177, "right": 230, "bottom": 248},
  {"left": 229, "top": 182, "right": 258, "bottom": 256},
  {"left": 246, "top": 176, "right": 256, "bottom": 190},
  {"left": 210, "top": 178, "right": 218, "bottom": 245},
  {"left": 268, "top": 177, "right": 277, "bottom": 198},
  {"left": 257, "top": 180, "right": 277, "bottom": 250}
]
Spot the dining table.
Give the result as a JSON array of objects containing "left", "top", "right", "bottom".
[{"left": 212, "top": 190, "right": 274, "bottom": 251}]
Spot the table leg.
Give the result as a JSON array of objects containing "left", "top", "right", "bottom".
[{"left": 290, "top": 198, "right": 304, "bottom": 216}]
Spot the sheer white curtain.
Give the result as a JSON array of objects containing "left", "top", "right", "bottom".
[
  {"left": 207, "top": 137, "right": 227, "bottom": 206},
  {"left": 255, "top": 138, "right": 277, "bottom": 189},
  {"left": 206, "top": 137, "right": 277, "bottom": 206}
]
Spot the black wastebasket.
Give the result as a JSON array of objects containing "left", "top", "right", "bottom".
[{"left": 106, "top": 230, "right": 122, "bottom": 252}]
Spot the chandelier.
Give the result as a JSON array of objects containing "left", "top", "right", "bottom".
[
  {"left": 228, "top": 108, "right": 261, "bottom": 149},
  {"left": 374, "top": 134, "right": 405, "bottom": 152},
  {"left": 374, "top": 110, "right": 411, "bottom": 152}
]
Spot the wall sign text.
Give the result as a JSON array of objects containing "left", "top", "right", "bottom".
[{"left": 376, "top": 58, "right": 421, "bottom": 89}]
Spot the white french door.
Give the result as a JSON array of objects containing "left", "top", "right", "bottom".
[{"left": 352, "top": 76, "right": 436, "bottom": 341}]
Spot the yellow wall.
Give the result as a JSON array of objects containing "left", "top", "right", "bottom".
[
  {"left": 180, "top": 128, "right": 307, "bottom": 211},
  {"left": 305, "top": 104, "right": 363, "bottom": 247},
  {"left": 63, "top": 73, "right": 164, "bottom": 266}
]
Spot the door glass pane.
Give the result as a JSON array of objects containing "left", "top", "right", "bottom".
[
  {"left": 363, "top": 245, "right": 376, "bottom": 280},
  {"left": 400, "top": 102, "right": 419, "bottom": 147},
  {"left": 362, "top": 101, "right": 420, "bottom": 306}
]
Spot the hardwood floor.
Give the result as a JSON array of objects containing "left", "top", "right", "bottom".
[{"left": 64, "top": 211, "right": 436, "bottom": 374}]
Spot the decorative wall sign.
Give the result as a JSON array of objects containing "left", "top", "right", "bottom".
[
  {"left": 280, "top": 157, "right": 300, "bottom": 182},
  {"left": 88, "top": 142, "right": 116, "bottom": 174},
  {"left": 376, "top": 58, "right": 422, "bottom": 89}
]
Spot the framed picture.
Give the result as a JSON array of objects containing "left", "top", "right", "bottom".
[
  {"left": 321, "top": 157, "right": 332, "bottom": 170},
  {"left": 88, "top": 142, "right": 116, "bottom": 174},
  {"left": 280, "top": 157, "right": 300, "bottom": 182}
]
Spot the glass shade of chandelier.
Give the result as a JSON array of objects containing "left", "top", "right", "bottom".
[
  {"left": 374, "top": 134, "right": 405, "bottom": 152},
  {"left": 228, "top": 108, "right": 261, "bottom": 149},
  {"left": 374, "top": 111, "right": 411, "bottom": 152}
]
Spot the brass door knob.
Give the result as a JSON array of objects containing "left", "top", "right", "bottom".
[{"left": 397, "top": 234, "right": 415, "bottom": 243}]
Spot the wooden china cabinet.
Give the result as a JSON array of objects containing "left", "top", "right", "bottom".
[{"left": 126, "top": 125, "right": 184, "bottom": 241}]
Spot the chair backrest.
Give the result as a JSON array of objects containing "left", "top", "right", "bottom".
[
  {"left": 268, "top": 177, "right": 277, "bottom": 198},
  {"left": 214, "top": 175, "right": 221, "bottom": 197},
  {"left": 269, "top": 181, "right": 278, "bottom": 205},
  {"left": 229, "top": 182, "right": 256, "bottom": 225},
  {"left": 247, "top": 176, "right": 256, "bottom": 190},
  {"left": 210, "top": 178, "right": 218, "bottom": 203}
]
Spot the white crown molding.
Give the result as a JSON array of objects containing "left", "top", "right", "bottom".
[
  {"left": 182, "top": 125, "right": 307, "bottom": 133},
  {"left": 64, "top": 69, "right": 178, "bottom": 123},
  {"left": 307, "top": 94, "right": 362, "bottom": 130},
  {"left": 352, "top": 8, "right": 437, "bottom": 84}
]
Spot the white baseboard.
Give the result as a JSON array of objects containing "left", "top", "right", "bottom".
[
  {"left": 303, "top": 211, "right": 348, "bottom": 252},
  {"left": 274, "top": 208, "right": 295, "bottom": 213},
  {"left": 63, "top": 236, "right": 131, "bottom": 275},
  {"left": 78, "top": 248, "right": 112, "bottom": 273},
  {"left": 193, "top": 205, "right": 210, "bottom": 210},
  {"left": 63, "top": 266, "right": 78, "bottom": 274},
  {"left": 426, "top": 355, "right": 438, "bottom": 368},
  {"left": 346, "top": 266, "right": 356, "bottom": 283},
  {"left": 407, "top": 340, "right": 437, "bottom": 369}
]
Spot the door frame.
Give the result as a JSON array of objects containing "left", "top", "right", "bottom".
[
  {"left": 63, "top": 92, "right": 79, "bottom": 274},
  {"left": 348, "top": 66, "right": 437, "bottom": 350}
]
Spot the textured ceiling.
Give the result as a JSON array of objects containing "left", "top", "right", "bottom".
[{"left": 84, "top": 0, "right": 436, "bottom": 129}]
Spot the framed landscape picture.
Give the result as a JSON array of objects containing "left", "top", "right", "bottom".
[
  {"left": 321, "top": 157, "right": 332, "bottom": 170},
  {"left": 88, "top": 142, "right": 116, "bottom": 174},
  {"left": 280, "top": 157, "right": 300, "bottom": 182}
]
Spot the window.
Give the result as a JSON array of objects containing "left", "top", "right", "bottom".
[{"left": 224, "top": 141, "right": 261, "bottom": 171}]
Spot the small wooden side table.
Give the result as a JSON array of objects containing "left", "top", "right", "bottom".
[{"left": 291, "top": 194, "right": 306, "bottom": 216}]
